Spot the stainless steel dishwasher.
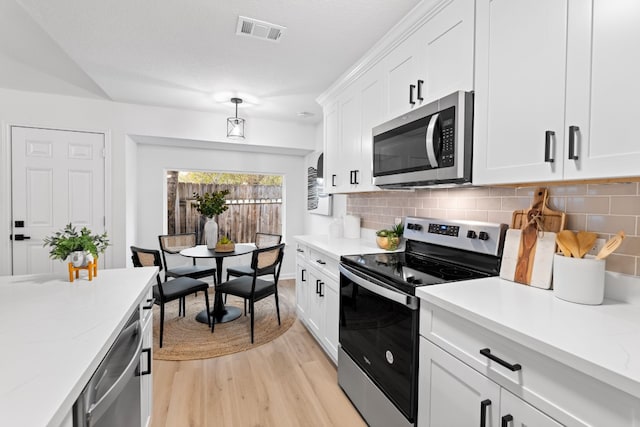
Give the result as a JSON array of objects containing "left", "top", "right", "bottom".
[{"left": 73, "top": 308, "right": 149, "bottom": 427}]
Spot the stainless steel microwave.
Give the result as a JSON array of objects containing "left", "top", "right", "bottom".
[{"left": 372, "top": 91, "right": 473, "bottom": 188}]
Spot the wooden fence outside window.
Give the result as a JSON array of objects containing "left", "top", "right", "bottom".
[{"left": 168, "top": 182, "right": 282, "bottom": 244}]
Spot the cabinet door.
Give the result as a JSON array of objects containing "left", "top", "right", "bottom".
[
  {"left": 321, "top": 275, "right": 339, "bottom": 362},
  {"left": 141, "top": 312, "right": 153, "bottom": 427},
  {"left": 500, "top": 389, "right": 562, "bottom": 427},
  {"left": 385, "top": 35, "right": 422, "bottom": 119},
  {"left": 306, "top": 269, "right": 324, "bottom": 338},
  {"left": 418, "top": 338, "right": 500, "bottom": 427},
  {"left": 339, "top": 87, "right": 361, "bottom": 191},
  {"left": 564, "top": 0, "right": 640, "bottom": 180},
  {"left": 295, "top": 261, "right": 309, "bottom": 321},
  {"left": 358, "top": 70, "right": 386, "bottom": 191},
  {"left": 418, "top": 0, "right": 475, "bottom": 103},
  {"left": 473, "top": 0, "right": 568, "bottom": 185},
  {"left": 324, "top": 102, "right": 340, "bottom": 193}
]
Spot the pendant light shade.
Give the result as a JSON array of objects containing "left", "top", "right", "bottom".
[{"left": 227, "top": 97, "right": 245, "bottom": 139}]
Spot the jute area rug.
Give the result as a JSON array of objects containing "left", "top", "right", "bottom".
[{"left": 152, "top": 279, "right": 296, "bottom": 361}]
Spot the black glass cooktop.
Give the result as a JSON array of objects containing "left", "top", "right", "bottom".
[{"left": 341, "top": 251, "right": 493, "bottom": 295}]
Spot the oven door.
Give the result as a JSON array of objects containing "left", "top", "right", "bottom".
[{"left": 338, "top": 263, "right": 419, "bottom": 421}]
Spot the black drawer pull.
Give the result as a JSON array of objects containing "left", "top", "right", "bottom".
[
  {"left": 296, "top": 248, "right": 304, "bottom": 253},
  {"left": 142, "top": 298, "right": 155, "bottom": 310},
  {"left": 140, "top": 348, "right": 152, "bottom": 376},
  {"left": 480, "top": 399, "right": 491, "bottom": 427},
  {"left": 501, "top": 414, "right": 513, "bottom": 427},
  {"left": 316, "top": 259, "right": 326, "bottom": 265},
  {"left": 480, "top": 348, "right": 522, "bottom": 371}
]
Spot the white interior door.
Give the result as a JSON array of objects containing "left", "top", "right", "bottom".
[{"left": 11, "top": 126, "right": 105, "bottom": 275}]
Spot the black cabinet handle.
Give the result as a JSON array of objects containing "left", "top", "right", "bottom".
[
  {"left": 11, "top": 234, "right": 31, "bottom": 241},
  {"left": 332, "top": 174, "right": 337, "bottom": 187},
  {"left": 501, "top": 414, "right": 513, "bottom": 427},
  {"left": 568, "top": 125, "right": 580, "bottom": 160},
  {"left": 140, "top": 348, "right": 152, "bottom": 376},
  {"left": 409, "top": 84, "right": 416, "bottom": 105},
  {"left": 353, "top": 170, "right": 359, "bottom": 185},
  {"left": 480, "top": 348, "right": 522, "bottom": 371},
  {"left": 316, "top": 259, "right": 326, "bottom": 265},
  {"left": 296, "top": 248, "right": 304, "bottom": 253},
  {"left": 480, "top": 399, "right": 491, "bottom": 427},
  {"left": 319, "top": 282, "right": 325, "bottom": 297},
  {"left": 142, "top": 298, "right": 155, "bottom": 310},
  {"left": 349, "top": 170, "right": 355, "bottom": 185},
  {"left": 417, "top": 79, "right": 424, "bottom": 101},
  {"left": 544, "top": 130, "right": 555, "bottom": 163},
  {"left": 301, "top": 269, "right": 306, "bottom": 282},
  {"left": 316, "top": 279, "right": 321, "bottom": 294}
]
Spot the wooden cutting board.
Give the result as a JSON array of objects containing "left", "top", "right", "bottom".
[
  {"left": 500, "top": 229, "right": 557, "bottom": 288},
  {"left": 511, "top": 187, "right": 566, "bottom": 232}
]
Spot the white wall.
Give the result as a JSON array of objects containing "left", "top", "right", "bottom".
[
  {"left": 135, "top": 142, "right": 306, "bottom": 279},
  {"left": 0, "top": 87, "right": 316, "bottom": 276}
]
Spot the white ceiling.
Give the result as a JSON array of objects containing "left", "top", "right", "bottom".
[{"left": 3, "top": 0, "right": 422, "bottom": 124}]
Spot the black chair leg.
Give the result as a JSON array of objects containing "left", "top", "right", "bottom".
[
  {"left": 204, "top": 289, "right": 211, "bottom": 328},
  {"left": 250, "top": 300, "right": 255, "bottom": 343},
  {"left": 274, "top": 290, "right": 281, "bottom": 325},
  {"left": 243, "top": 299, "right": 247, "bottom": 316},
  {"left": 160, "top": 303, "right": 165, "bottom": 348}
]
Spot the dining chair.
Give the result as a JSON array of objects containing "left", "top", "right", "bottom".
[
  {"left": 225, "top": 232, "right": 282, "bottom": 281},
  {"left": 131, "top": 246, "right": 212, "bottom": 347},
  {"left": 213, "top": 243, "right": 285, "bottom": 343},
  {"left": 158, "top": 233, "right": 218, "bottom": 284}
]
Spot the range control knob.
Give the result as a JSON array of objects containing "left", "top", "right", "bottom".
[
  {"left": 478, "top": 231, "right": 490, "bottom": 241},
  {"left": 407, "top": 223, "right": 415, "bottom": 230},
  {"left": 466, "top": 230, "right": 477, "bottom": 239},
  {"left": 413, "top": 224, "right": 423, "bottom": 231}
]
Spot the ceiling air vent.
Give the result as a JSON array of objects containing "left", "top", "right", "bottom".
[{"left": 236, "top": 16, "right": 286, "bottom": 42}]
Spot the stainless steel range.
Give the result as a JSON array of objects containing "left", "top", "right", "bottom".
[{"left": 338, "top": 216, "right": 508, "bottom": 426}]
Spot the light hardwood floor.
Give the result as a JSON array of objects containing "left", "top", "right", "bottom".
[{"left": 151, "top": 300, "right": 366, "bottom": 426}]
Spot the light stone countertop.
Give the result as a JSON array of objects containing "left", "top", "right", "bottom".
[
  {"left": 416, "top": 272, "right": 640, "bottom": 400},
  {"left": 293, "top": 232, "right": 399, "bottom": 260},
  {"left": 0, "top": 267, "right": 157, "bottom": 427}
]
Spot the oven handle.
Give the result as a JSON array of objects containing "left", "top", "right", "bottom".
[{"left": 339, "top": 264, "right": 418, "bottom": 310}]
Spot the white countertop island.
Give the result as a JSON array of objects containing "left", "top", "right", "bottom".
[{"left": 0, "top": 267, "right": 157, "bottom": 427}]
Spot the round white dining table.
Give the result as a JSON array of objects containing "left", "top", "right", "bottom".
[{"left": 179, "top": 244, "right": 255, "bottom": 324}]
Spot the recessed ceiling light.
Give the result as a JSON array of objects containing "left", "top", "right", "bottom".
[{"left": 297, "top": 111, "right": 314, "bottom": 118}]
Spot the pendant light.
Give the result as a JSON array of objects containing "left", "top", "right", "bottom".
[{"left": 227, "top": 97, "right": 245, "bottom": 139}]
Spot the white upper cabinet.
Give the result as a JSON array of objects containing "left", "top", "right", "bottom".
[
  {"left": 474, "top": 0, "right": 640, "bottom": 185},
  {"left": 417, "top": 0, "right": 475, "bottom": 103},
  {"left": 383, "top": 0, "right": 475, "bottom": 120},
  {"left": 323, "top": 102, "right": 339, "bottom": 190}
]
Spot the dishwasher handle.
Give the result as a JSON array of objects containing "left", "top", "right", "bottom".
[{"left": 86, "top": 320, "right": 143, "bottom": 426}]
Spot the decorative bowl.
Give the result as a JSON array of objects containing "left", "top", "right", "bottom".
[{"left": 215, "top": 242, "right": 236, "bottom": 252}]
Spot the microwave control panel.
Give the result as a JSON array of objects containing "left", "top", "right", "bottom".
[{"left": 439, "top": 107, "right": 456, "bottom": 167}]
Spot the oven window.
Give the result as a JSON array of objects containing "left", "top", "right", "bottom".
[{"left": 339, "top": 275, "right": 418, "bottom": 420}]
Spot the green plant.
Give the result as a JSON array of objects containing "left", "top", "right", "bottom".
[
  {"left": 193, "top": 190, "right": 230, "bottom": 218},
  {"left": 217, "top": 236, "right": 233, "bottom": 244},
  {"left": 391, "top": 222, "right": 404, "bottom": 237},
  {"left": 43, "top": 223, "right": 110, "bottom": 261}
]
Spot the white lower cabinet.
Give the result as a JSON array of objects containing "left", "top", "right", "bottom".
[
  {"left": 419, "top": 338, "right": 560, "bottom": 427},
  {"left": 419, "top": 303, "right": 640, "bottom": 427},
  {"left": 294, "top": 243, "right": 339, "bottom": 363},
  {"left": 139, "top": 287, "right": 154, "bottom": 427}
]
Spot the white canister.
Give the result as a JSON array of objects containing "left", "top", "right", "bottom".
[
  {"left": 329, "top": 217, "right": 344, "bottom": 238},
  {"left": 553, "top": 254, "right": 606, "bottom": 305},
  {"left": 343, "top": 215, "right": 361, "bottom": 239}
]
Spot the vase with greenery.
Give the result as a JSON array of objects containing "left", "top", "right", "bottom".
[
  {"left": 194, "top": 190, "right": 230, "bottom": 249},
  {"left": 375, "top": 222, "right": 404, "bottom": 251},
  {"left": 43, "top": 223, "right": 110, "bottom": 267}
]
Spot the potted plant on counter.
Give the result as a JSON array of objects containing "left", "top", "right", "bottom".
[
  {"left": 375, "top": 222, "right": 404, "bottom": 251},
  {"left": 194, "top": 190, "right": 230, "bottom": 249},
  {"left": 43, "top": 223, "right": 110, "bottom": 267}
]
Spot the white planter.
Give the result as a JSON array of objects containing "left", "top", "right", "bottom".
[
  {"left": 69, "top": 251, "right": 92, "bottom": 267},
  {"left": 204, "top": 218, "right": 218, "bottom": 249}
]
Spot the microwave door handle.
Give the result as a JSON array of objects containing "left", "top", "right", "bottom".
[{"left": 425, "top": 113, "right": 440, "bottom": 168}]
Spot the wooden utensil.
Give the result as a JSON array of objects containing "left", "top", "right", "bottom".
[
  {"left": 511, "top": 187, "right": 566, "bottom": 232},
  {"left": 576, "top": 231, "right": 598, "bottom": 258},
  {"left": 595, "top": 231, "right": 625, "bottom": 260},
  {"left": 555, "top": 237, "right": 572, "bottom": 257},
  {"left": 557, "top": 230, "right": 580, "bottom": 258}
]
